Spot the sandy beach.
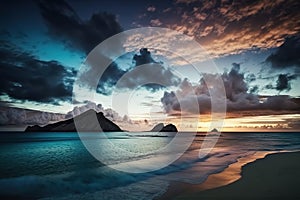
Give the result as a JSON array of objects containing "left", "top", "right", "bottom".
[{"left": 159, "top": 151, "right": 300, "bottom": 200}]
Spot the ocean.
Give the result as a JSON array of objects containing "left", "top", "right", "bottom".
[{"left": 0, "top": 132, "right": 300, "bottom": 199}]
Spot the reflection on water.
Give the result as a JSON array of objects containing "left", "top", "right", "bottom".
[{"left": 0, "top": 132, "right": 300, "bottom": 199}]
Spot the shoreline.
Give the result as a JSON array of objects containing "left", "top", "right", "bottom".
[{"left": 158, "top": 150, "right": 300, "bottom": 200}]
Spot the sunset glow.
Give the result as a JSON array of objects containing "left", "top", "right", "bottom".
[{"left": 1, "top": 0, "right": 299, "bottom": 132}]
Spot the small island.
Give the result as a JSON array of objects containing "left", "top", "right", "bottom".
[
  {"left": 151, "top": 123, "right": 178, "bottom": 132},
  {"left": 210, "top": 128, "right": 219, "bottom": 132}
]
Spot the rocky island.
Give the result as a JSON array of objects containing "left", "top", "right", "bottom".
[
  {"left": 151, "top": 123, "right": 178, "bottom": 132},
  {"left": 25, "top": 109, "right": 122, "bottom": 132}
]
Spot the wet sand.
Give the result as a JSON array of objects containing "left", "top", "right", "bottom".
[{"left": 159, "top": 151, "right": 300, "bottom": 200}]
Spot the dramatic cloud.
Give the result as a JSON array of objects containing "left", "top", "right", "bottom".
[
  {"left": 96, "top": 61, "right": 127, "bottom": 95},
  {"left": 80, "top": 48, "right": 181, "bottom": 95},
  {"left": 161, "top": 63, "right": 300, "bottom": 116},
  {"left": 276, "top": 74, "right": 297, "bottom": 91},
  {"left": 266, "top": 35, "right": 300, "bottom": 69},
  {"left": 133, "top": 48, "right": 157, "bottom": 66},
  {"left": 37, "top": 0, "right": 122, "bottom": 54},
  {"left": 140, "top": 0, "right": 300, "bottom": 58},
  {"left": 39, "top": 1, "right": 179, "bottom": 95},
  {"left": 264, "top": 74, "right": 297, "bottom": 92},
  {"left": 0, "top": 41, "right": 75, "bottom": 104},
  {"left": 115, "top": 48, "right": 181, "bottom": 92}
]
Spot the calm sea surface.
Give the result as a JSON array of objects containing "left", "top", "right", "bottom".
[{"left": 1, "top": 132, "right": 300, "bottom": 199}]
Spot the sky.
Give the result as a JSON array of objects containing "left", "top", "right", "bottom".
[{"left": 0, "top": 0, "right": 300, "bottom": 132}]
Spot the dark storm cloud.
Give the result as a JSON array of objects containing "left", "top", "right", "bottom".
[
  {"left": 96, "top": 61, "right": 127, "bottom": 95},
  {"left": 133, "top": 48, "right": 157, "bottom": 66},
  {"left": 264, "top": 74, "right": 297, "bottom": 92},
  {"left": 0, "top": 41, "right": 75, "bottom": 104},
  {"left": 223, "top": 63, "right": 248, "bottom": 101},
  {"left": 116, "top": 63, "right": 181, "bottom": 92},
  {"left": 266, "top": 35, "right": 300, "bottom": 69},
  {"left": 115, "top": 48, "right": 181, "bottom": 92},
  {"left": 37, "top": 0, "right": 122, "bottom": 54},
  {"left": 37, "top": 0, "right": 178, "bottom": 95},
  {"left": 161, "top": 63, "right": 300, "bottom": 116},
  {"left": 276, "top": 74, "right": 297, "bottom": 91},
  {"left": 80, "top": 48, "right": 181, "bottom": 95},
  {"left": 37, "top": 0, "right": 152, "bottom": 96}
]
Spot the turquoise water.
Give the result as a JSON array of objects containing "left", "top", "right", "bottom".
[{"left": 1, "top": 132, "right": 300, "bottom": 199}]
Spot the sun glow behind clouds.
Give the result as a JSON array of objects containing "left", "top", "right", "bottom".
[
  {"left": 157, "top": 113, "right": 300, "bottom": 132},
  {"left": 195, "top": 114, "right": 300, "bottom": 132}
]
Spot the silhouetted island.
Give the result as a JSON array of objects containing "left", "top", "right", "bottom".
[
  {"left": 25, "top": 109, "right": 122, "bottom": 132},
  {"left": 210, "top": 128, "right": 219, "bottom": 132},
  {"left": 151, "top": 123, "right": 178, "bottom": 132}
]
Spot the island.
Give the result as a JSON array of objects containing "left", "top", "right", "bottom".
[
  {"left": 151, "top": 123, "right": 178, "bottom": 132},
  {"left": 25, "top": 109, "right": 122, "bottom": 132}
]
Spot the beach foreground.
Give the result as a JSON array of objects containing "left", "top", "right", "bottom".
[
  {"left": 171, "top": 151, "right": 300, "bottom": 200},
  {"left": 2, "top": 133, "right": 300, "bottom": 200}
]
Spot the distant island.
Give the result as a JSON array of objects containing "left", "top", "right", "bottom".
[
  {"left": 151, "top": 123, "right": 178, "bottom": 132},
  {"left": 26, "top": 109, "right": 122, "bottom": 132},
  {"left": 210, "top": 128, "right": 219, "bottom": 132}
]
